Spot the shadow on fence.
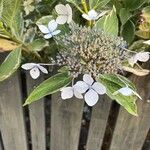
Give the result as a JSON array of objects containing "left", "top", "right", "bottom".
[{"left": 0, "top": 62, "right": 150, "bottom": 150}]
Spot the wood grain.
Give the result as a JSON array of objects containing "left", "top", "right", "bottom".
[
  {"left": 50, "top": 93, "right": 84, "bottom": 150},
  {"left": 0, "top": 72, "right": 28, "bottom": 150},
  {"left": 26, "top": 74, "right": 46, "bottom": 150},
  {"left": 110, "top": 63, "right": 150, "bottom": 150},
  {"left": 86, "top": 96, "right": 112, "bottom": 150}
]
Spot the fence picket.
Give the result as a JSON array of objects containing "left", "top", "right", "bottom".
[
  {"left": 86, "top": 96, "right": 112, "bottom": 150},
  {"left": 0, "top": 73, "right": 28, "bottom": 150},
  {"left": 26, "top": 74, "right": 46, "bottom": 150},
  {"left": 50, "top": 94, "right": 84, "bottom": 150},
  {"left": 110, "top": 74, "right": 150, "bottom": 150}
]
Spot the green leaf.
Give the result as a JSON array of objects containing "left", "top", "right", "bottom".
[
  {"left": 0, "top": 47, "right": 21, "bottom": 81},
  {"left": 0, "top": 0, "right": 24, "bottom": 39},
  {"left": 103, "top": 6, "right": 118, "bottom": 36},
  {"left": 121, "top": 20, "right": 135, "bottom": 44},
  {"left": 119, "top": 8, "right": 132, "bottom": 25},
  {"left": 95, "top": 15, "right": 106, "bottom": 29},
  {"left": 27, "top": 39, "right": 49, "bottom": 52},
  {"left": 98, "top": 74, "right": 138, "bottom": 116},
  {"left": 123, "top": 0, "right": 146, "bottom": 10},
  {"left": 89, "top": 0, "right": 111, "bottom": 9},
  {"left": 36, "top": 15, "right": 53, "bottom": 26},
  {"left": 24, "top": 73, "right": 72, "bottom": 105}
]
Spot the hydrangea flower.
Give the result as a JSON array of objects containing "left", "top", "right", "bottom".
[
  {"left": 61, "top": 86, "right": 83, "bottom": 100},
  {"left": 38, "top": 20, "right": 61, "bottom": 39},
  {"left": 74, "top": 74, "right": 106, "bottom": 106},
  {"left": 82, "top": 9, "right": 107, "bottom": 21},
  {"left": 21, "top": 63, "right": 48, "bottom": 79},
  {"left": 113, "top": 86, "right": 142, "bottom": 99},
  {"left": 128, "top": 52, "right": 150, "bottom": 67},
  {"left": 55, "top": 4, "right": 72, "bottom": 24}
]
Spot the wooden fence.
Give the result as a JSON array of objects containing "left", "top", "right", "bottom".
[{"left": 0, "top": 63, "right": 150, "bottom": 150}]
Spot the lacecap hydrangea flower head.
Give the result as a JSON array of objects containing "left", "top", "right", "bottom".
[{"left": 23, "top": 2, "right": 150, "bottom": 116}]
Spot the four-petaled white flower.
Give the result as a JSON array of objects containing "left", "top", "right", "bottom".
[
  {"left": 82, "top": 9, "right": 107, "bottom": 21},
  {"left": 38, "top": 20, "right": 61, "bottom": 39},
  {"left": 113, "top": 86, "right": 142, "bottom": 99},
  {"left": 21, "top": 63, "right": 48, "bottom": 79},
  {"left": 128, "top": 52, "right": 150, "bottom": 67},
  {"left": 74, "top": 74, "right": 106, "bottom": 106},
  {"left": 61, "top": 86, "right": 83, "bottom": 100},
  {"left": 55, "top": 4, "right": 72, "bottom": 24},
  {"left": 143, "top": 40, "right": 150, "bottom": 45}
]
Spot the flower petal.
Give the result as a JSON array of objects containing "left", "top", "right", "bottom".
[
  {"left": 66, "top": 4, "right": 72, "bottom": 23},
  {"left": 73, "top": 89, "right": 83, "bottom": 99},
  {"left": 92, "top": 82, "right": 106, "bottom": 95},
  {"left": 61, "top": 87, "right": 73, "bottom": 99},
  {"left": 48, "top": 20, "right": 58, "bottom": 32},
  {"left": 38, "top": 25, "right": 49, "bottom": 34},
  {"left": 74, "top": 81, "right": 89, "bottom": 94},
  {"left": 84, "top": 89, "right": 99, "bottom": 106},
  {"left": 37, "top": 65, "right": 48, "bottom": 74},
  {"left": 82, "top": 14, "right": 91, "bottom": 21},
  {"left": 88, "top": 9, "right": 98, "bottom": 19},
  {"left": 44, "top": 33, "right": 52, "bottom": 39},
  {"left": 55, "top": 4, "right": 68, "bottom": 15},
  {"left": 135, "top": 52, "right": 150, "bottom": 62},
  {"left": 30, "top": 67, "right": 40, "bottom": 79},
  {"left": 51, "top": 30, "right": 61, "bottom": 36},
  {"left": 21, "top": 63, "right": 36, "bottom": 70},
  {"left": 116, "top": 87, "right": 133, "bottom": 96},
  {"left": 83, "top": 74, "right": 94, "bottom": 85},
  {"left": 56, "top": 15, "right": 68, "bottom": 24}
]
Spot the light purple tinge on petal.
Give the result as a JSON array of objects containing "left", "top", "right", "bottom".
[
  {"left": 38, "top": 25, "right": 49, "bottom": 34},
  {"left": 92, "top": 82, "right": 106, "bottom": 95},
  {"left": 48, "top": 20, "right": 58, "bottom": 32},
  {"left": 83, "top": 74, "right": 94, "bottom": 85},
  {"left": 61, "top": 87, "right": 73, "bottom": 99},
  {"left": 84, "top": 89, "right": 99, "bottom": 106},
  {"left": 38, "top": 65, "right": 48, "bottom": 74},
  {"left": 44, "top": 33, "right": 52, "bottom": 39},
  {"left": 21, "top": 63, "right": 36, "bottom": 70},
  {"left": 74, "top": 81, "right": 89, "bottom": 94},
  {"left": 30, "top": 67, "right": 40, "bottom": 79}
]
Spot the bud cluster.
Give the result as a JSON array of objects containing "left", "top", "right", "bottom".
[{"left": 54, "top": 23, "right": 128, "bottom": 77}]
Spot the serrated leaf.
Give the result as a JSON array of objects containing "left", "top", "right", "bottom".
[
  {"left": 98, "top": 74, "right": 138, "bottom": 116},
  {"left": 89, "top": 0, "right": 111, "bottom": 9},
  {"left": 36, "top": 15, "right": 53, "bottom": 26},
  {"left": 123, "top": 0, "right": 146, "bottom": 11},
  {"left": 24, "top": 73, "right": 72, "bottom": 105},
  {"left": 103, "top": 6, "right": 118, "bottom": 36},
  {"left": 0, "top": 38, "right": 19, "bottom": 52},
  {"left": 121, "top": 20, "right": 135, "bottom": 44},
  {"left": 27, "top": 39, "right": 49, "bottom": 52},
  {"left": 0, "top": 0, "right": 24, "bottom": 39},
  {"left": 119, "top": 8, "right": 132, "bottom": 25},
  {"left": 0, "top": 47, "right": 21, "bottom": 81}
]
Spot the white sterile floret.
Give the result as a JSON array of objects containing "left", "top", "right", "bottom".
[
  {"left": 82, "top": 9, "right": 107, "bottom": 21},
  {"left": 143, "top": 40, "right": 150, "bottom": 45},
  {"left": 55, "top": 4, "right": 72, "bottom": 24},
  {"left": 74, "top": 74, "right": 106, "bottom": 106},
  {"left": 61, "top": 86, "right": 83, "bottom": 100},
  {"left": 128, "top": 52, "right": 150, "bottom": 67},
  {"left": 38, "top": 20, "right": 61, "bottom": 39},
  {"left": 113, "top": 86, "right": 142, "bottom": 99},
  {"left": 21, "top": 63, "right": 48, "bottom": 79}
]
